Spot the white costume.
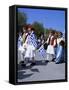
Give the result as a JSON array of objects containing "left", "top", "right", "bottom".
[
  {"left": 24, "top": 44, "right": 36, "bottom": 58},
  {"left": 18, "top": 34, "right": 24, "bottom": 64},
  {"left": 24, "top": 31, "right": 37, "bottom": 59},
  {"left": 46, "top": 35, "right": 56, "bottom": 61}
]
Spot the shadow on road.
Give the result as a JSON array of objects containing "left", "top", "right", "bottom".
[
  {"left": 35, "top": 60, "right": 49, "bottom": 66},
  {"left": 18, "top": 71, "right": 33, "bottom": 79},
  {"left": 30, "top": 68, "right": 40, "bottom": 72},
  {"left": 18, "top": 60, "right": 49, "bottom": 70}
]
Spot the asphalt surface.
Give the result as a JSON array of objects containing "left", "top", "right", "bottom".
[{"left": 17, "top": 49, "right": 65, "bottom": 82}]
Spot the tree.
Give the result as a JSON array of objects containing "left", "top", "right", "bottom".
[
  {"left": 44, "top": 28, "right": 49, "bottom": 40},
  {"left": 18, "top": 11, "right": 27, "bottom": 26},
  {"left": 32, "top": 22, "right": 44, "bottom": 38}
]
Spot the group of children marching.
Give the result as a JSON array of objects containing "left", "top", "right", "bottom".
[{"left": 18, "top": 24, "right": 65, "bottom": 67}]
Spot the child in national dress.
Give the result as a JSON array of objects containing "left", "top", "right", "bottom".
[
  {"left": 23, "top": 25, "right": 38, "bottom": 66},
  {"left": 46, "top": 31, "right": 57, "bottom": 61}
]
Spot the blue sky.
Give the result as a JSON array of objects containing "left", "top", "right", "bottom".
[{"left": 18, "top": 8, "right": 65, "bottom": 33}]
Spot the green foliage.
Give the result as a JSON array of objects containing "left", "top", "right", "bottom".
[
  {"left": 44, "top": 28, "right": 49, "bottom": 40},
  {"left": 32, "top": 22, "right": 44, "bottom": 38},
  {"left": 18, "top": 11, "right": 27, "bottom": 26}
]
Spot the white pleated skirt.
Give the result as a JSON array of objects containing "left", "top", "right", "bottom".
[
  {"left": 46, "top": 45, "right": 55, "bottom": 61},
  {"left": 24, "top": 44, "right": 36, "bottom": 58},
  {"left": 18, "top": 45, "right": 26, "bottom": 64}
]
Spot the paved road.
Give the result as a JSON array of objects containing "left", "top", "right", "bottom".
[{"left": 17, "top": 49, "right": 65, "bottom": 82}]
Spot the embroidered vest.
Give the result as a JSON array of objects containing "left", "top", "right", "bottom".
[{"left": 49, "top": 36, "right": 55, "bottom": 45}]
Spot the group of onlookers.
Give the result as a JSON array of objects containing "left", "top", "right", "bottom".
[{"left": 18, "top": 24, "right": 65, "bottom": 67}]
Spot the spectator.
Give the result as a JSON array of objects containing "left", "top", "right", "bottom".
[{"left": 55, "top": 40, "right": 65, "bottom": 64}]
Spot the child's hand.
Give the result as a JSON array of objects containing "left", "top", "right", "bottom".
[{"left": 23, "top": 43, "right": 27, "bottom": 49}]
